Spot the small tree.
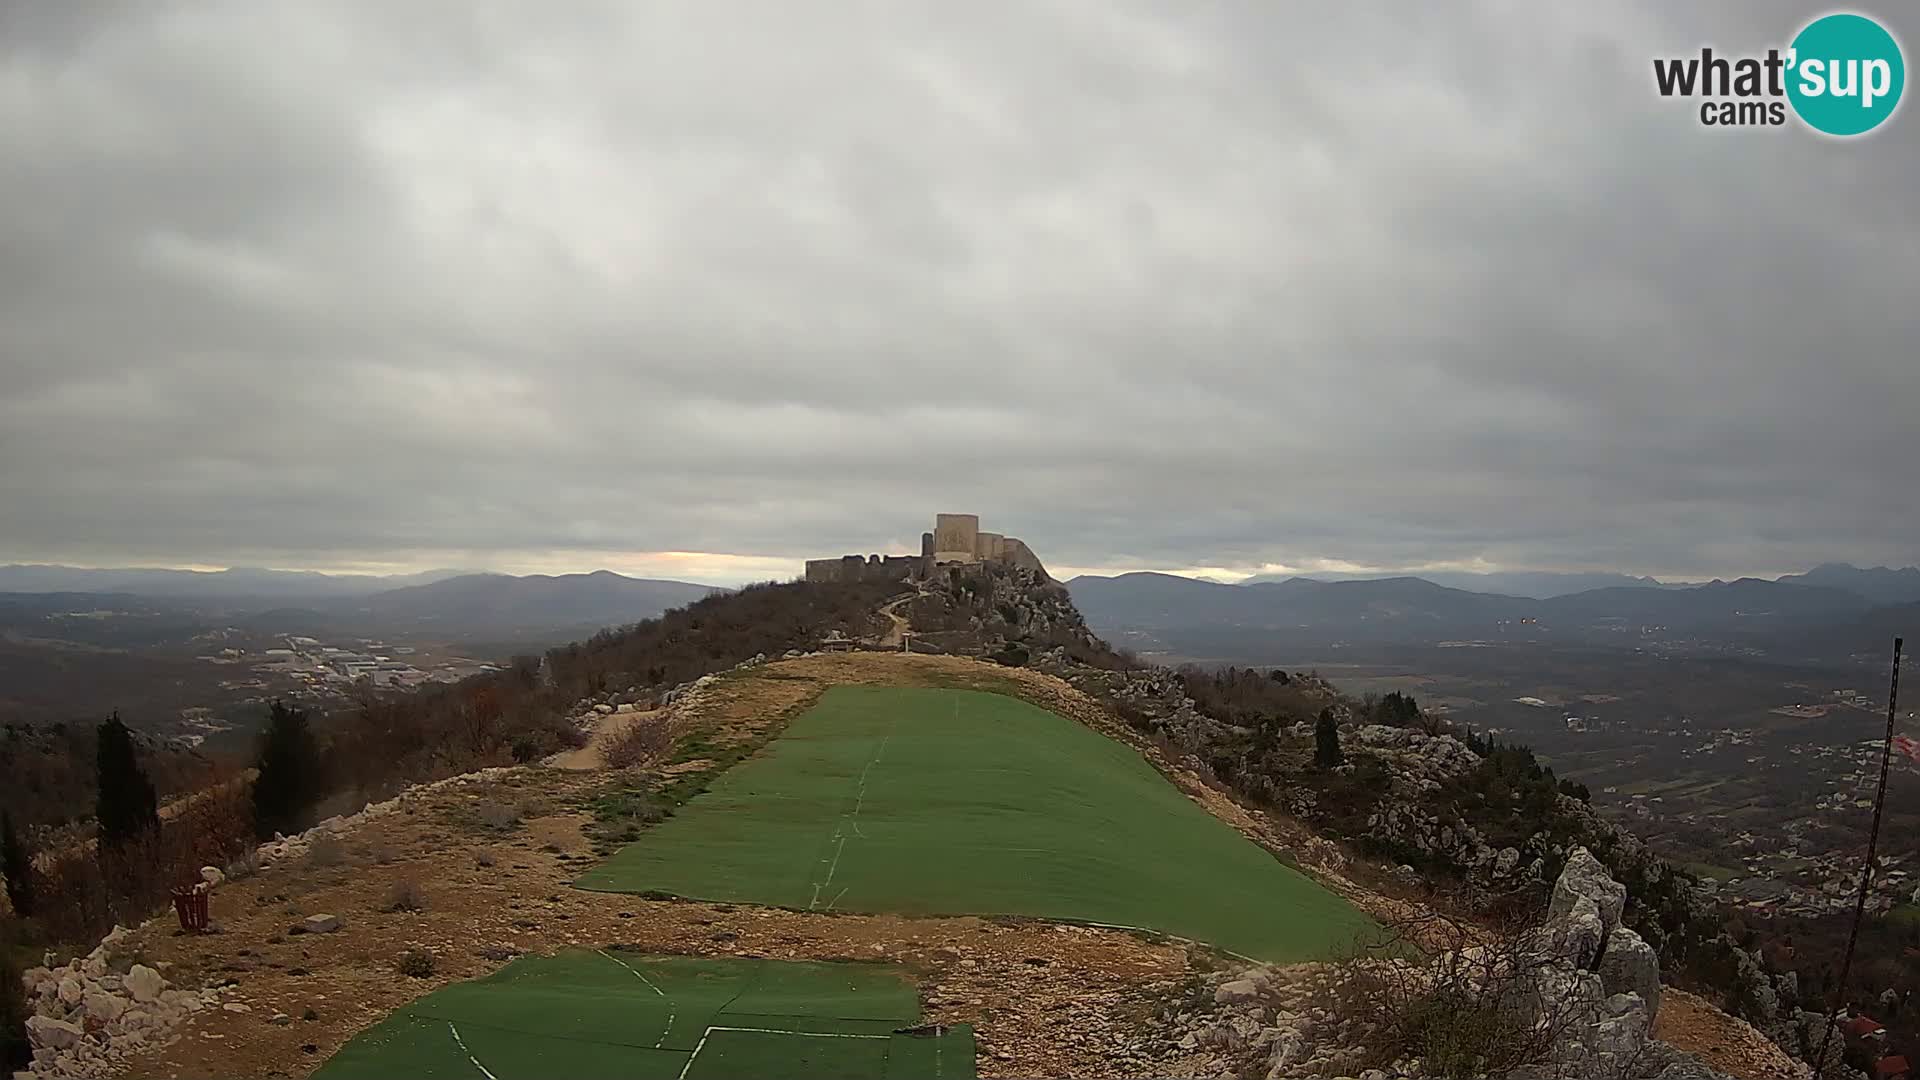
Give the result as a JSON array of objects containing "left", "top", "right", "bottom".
[
  {"left": 1, "top": 812, "right": 32, "bottom": 917},
  {"left": 95, "top": 712, "right": 159, "bottom": 849},
  {"left": 1315, "top": 707, "right": 1345, "bottom": 768},
  {"left": 253, "top": 701, "right": 325, "bottom": 840}
]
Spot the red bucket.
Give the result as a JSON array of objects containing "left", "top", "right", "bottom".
[{"left": 171, "top": 884, "right": 209, "bottom": 932}]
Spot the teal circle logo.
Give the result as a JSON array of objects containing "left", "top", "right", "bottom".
[{"left": 1787, "top": 13, "right": 1905, "bottom": 136}]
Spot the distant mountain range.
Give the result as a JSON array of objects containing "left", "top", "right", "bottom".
[
  {"left": 1239, "top": 569, "right": 1673, "bottom": 599},
  {"left": 0, "top": 566, "right": 723, "bottom": 642},
  {"left": 1239, "top": 563, "right": 1920, "bottom": 602},
  {"left": 327, "top": 571, "right": 721, "bottom": 633},
  {"left": 1066, "top": 563, "right": 1918, "bottom": 661},
  {"left": 0, "top": 564, "right": 472, "bottom": 599}
]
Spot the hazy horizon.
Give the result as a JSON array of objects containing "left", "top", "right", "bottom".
[{"left": 3, "top": 553, "right": 1903, "bottom": 592}]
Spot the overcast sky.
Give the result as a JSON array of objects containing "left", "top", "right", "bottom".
[{"left": 2, "top": 2, "right": 1915, "bottom": 586}]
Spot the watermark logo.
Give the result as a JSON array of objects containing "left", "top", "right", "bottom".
[{"left": 1653, "top": 11, "right": 1904, "bottom": 136}]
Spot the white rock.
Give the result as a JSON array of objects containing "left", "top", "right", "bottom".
[
  {"left": 1549, "top": 847, "right": 1626, "bottom": 936},
  {"left": 125, "top": 964, "right": 165, "bottom": 1003},
  {"left": 25, "top": 1015, "right": 83, "bottom": 1050},
  {"left": 1597, "top": 927, "right": 1662, "bottom": 1019},
  {"left": 303, "top": 913, "right": 342, "bottom": 934},
  {"left": 82, "top": 991, "right": 127, "bottom": 1022},
  {"left": 56, "top": 976, "right": 84, "bottom": 1007},
  {"left": 200, "top": 865, "right": 225, "bottom": 889},
  {"left": 1556, "top": 895, "right": 1605, "bottom": 969},
  {"left": 221, "top": 1002, "right": 251, "bottom": 1013},
  {"left": 1213, "top": 978, "right": 1261, "bottom": 1005},
  {"left": 21, "top": 965, "right": 53, "bottom": 998}
]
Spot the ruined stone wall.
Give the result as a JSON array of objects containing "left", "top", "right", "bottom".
[
  {"left": 999, "top": 537, "right": 1049, "bottom": 580},
  {"left": 805, "top": 554, "right": 922, "bottom": 584}
]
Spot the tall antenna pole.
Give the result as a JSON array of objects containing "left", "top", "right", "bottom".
[{"left": 1815, "top": 636, "right": 1903, "bottom": 1075}]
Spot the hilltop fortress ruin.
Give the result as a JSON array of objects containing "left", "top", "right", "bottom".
[{"left": 805, "top": 513, "right": 1049, "bottom": 584}]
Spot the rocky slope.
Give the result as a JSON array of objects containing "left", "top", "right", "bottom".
[{"left": 1142, "top": 850, "right": 1800, "bottom": 1080}]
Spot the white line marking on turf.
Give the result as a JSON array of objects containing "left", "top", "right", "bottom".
[
  {"left": 808, "top": 726, "right": 891, "bottom": 910},
  {"left": 675, "top": 1025, "right": 893, "bottom": 1080},
  {"left": 447, "top": 1022, "right": 499, "bottom": 1080},
  {"left": 711, "top": 1026, "right": 890, "bottom": 1038},
  {"left": 597, "top": 949, "right": 675, "bottom": 1049}
]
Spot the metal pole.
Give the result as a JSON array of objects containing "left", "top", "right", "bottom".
[{"left": 1815, "top": 636, "right": 1903, "bottom": 1074}]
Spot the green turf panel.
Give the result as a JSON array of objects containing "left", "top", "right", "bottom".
[
  {"left": 312, "top": 1014, "right": 691, "bottom": 1080},
  {"left": 444, "top": 1025, "right": 688, "bottom": 1080},
  {"left": 311, "top": 1013, "right": 477, "bottom": 1079},
  {"left": 885, "top": 1025, "right": 977, "bottom": 1080},
  {"left": 720, "top": 958, "right": 920, "bottom": 1021},
  {"left": 578, "top": 686, "right": 1376, "bottom": 961},
  {"left": 684, "top": 1027, "right": 891, "bottom": 1080},
  {"left": 316, "top": 951, "right": 973, "bottom": 1080},
  {"left": 713, "top": 1012, "right": 905, "bottom": 1037}
]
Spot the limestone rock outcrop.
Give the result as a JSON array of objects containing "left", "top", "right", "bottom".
[{"left": 18, "top": 927, "right": 224, "bottom": 1079}]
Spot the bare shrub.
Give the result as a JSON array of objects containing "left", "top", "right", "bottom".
[
  {"left": 395, "top": 948, "right": 436, "bottom": 978},
  {"left": 1313, "top": 896, "right": 1594, "bottom": 1080},
  {"left": 371, "top": 842, "right": 397, "bottom": 866},
  {"left": 305, "top": 833, "right": 346, "bottom": 868},
  {"left": 602, "top": 719, "right": 672, "bottom": 770},
  {"left": 474, "top": 801, "right": 519, "bottom": 831},
  {"left": 472, "top": 848, "right": 496, "bottom": 868},
  {"left": 383, "top": 878, "right": 426, "bottom": 913},
  {"left": 224, "top": 848, "right": 262, "bottom": 882}
]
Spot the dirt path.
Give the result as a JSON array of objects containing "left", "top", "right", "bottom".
[
  {"left": 874, "top": 590, "right": 916, "bottom": 648},
  {"left": 550, "top": 708, "right": 662, "bottom": 770}
]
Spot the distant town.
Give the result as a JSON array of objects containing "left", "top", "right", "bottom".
[{"left": 173, "top": 632, "right": 504, "bottom": 746}]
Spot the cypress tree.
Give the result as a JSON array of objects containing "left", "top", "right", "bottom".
[
  {"left": 1314, "top": 707, "right": 1345, "bottom": 768},
  {"left": 1, "top": 920, "right": 27, "bottom": 1071},
  {"left": 252, "top": 701, "right": 324, "bottom": 840},
  {"left": 95, "top": 712, "right": 159, "bottom": 849},
  {"left": 0, "top": 812, "right": 31, "bottom": 917}
]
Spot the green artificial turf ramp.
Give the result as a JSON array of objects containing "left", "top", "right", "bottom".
[
  {"left": 313, "top": 951, "right": 974, "bottom": 1080},
  {"left": 578, "top": 686, "right": 1374, "bottom": 961}
]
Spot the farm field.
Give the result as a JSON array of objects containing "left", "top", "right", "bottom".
[
  {"left": 578, "top": 686, "right": 1374, "bottom": 962},
  {"left": 314, "top": 951, "right": 972, "bottom": 1080}
]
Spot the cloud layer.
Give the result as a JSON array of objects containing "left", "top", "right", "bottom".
[{"left": 2, "top": 2, "right": 1915, "bottom": 583}]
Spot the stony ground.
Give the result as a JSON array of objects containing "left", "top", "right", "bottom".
[{"left": 76, "top": 651, "right": 1795, "bottom": 1080}]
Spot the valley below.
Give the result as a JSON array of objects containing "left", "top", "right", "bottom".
[{"left": 1118, "top": 628, "right": 1920, "bottom": 923}]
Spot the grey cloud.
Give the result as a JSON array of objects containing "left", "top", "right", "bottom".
[{"left": 1, "top": 1, "right": 1916, "bottom": 582}]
